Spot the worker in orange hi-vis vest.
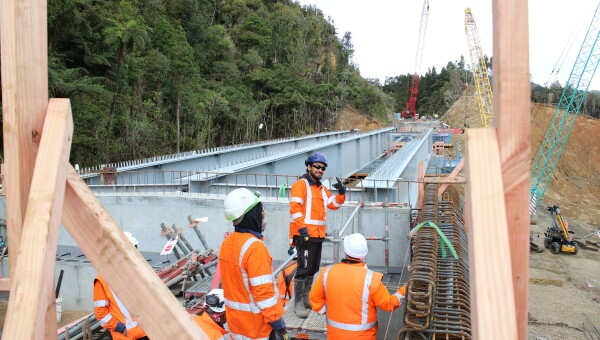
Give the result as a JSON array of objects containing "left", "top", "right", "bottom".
[
  {"left": 277, "top": 261, "right": 297, "bottom": 307},
  {"left": 220, "top": 188, "right": 288, "bottom": 340},
  {"left": 93, "top": 232, "right": 149, "bottom": 340},
  {"left": 288, "top": 152, "right": 346, "bottom": 318},
  {"left": 192, "top": 288, "right": 229, "bottom": 340},
  {"left": 309, "top": 233, "right": 407, "bottom": 340}
]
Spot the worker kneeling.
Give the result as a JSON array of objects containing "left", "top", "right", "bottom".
[
  {"left": 192, "top": 288, "right": 229, "bottom": 340},
  {"left": 220, "top": 188, "right": 288, "bottom": 340},
  {"left": 309, "top": 233, "right": 407, "bottom": 340}
]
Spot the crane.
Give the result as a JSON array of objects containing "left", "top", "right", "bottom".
[
  {"left": 464, "top": 8, "right": 493, "bottom": 127},
  {"left": 530, "top": 2, "right": 600, "bottom": 210},
  {"left": 402, "top": 0, "right": 429, "bottom": 119}
]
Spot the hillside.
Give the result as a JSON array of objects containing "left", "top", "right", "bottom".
[{"left": 443, "top": 88, "right": 600, "bottom": 224}]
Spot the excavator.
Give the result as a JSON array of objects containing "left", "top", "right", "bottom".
[{"left": 543, "top": 205, "right": 579, "bottom": 255}]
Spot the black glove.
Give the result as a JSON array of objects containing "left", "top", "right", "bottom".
[
  {"left": 115, "top": 322, "right": 127, "bottom": 335},
  {"left": 274, "top": 329, "right": 289, "bottom": 340},
  {"left": 287, "top": 246, "right": 295, "bottom": 256},
  {"left": 269, "top": 318, "right": 288, "bottom": 340},
  {"left": 332, "top": 177, "right": 346, "bottom": 195}
]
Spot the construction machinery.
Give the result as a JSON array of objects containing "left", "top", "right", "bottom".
[
  {"left": 544, "top": 205, "right": 579, "bottom": 255},
  {"left": 531, "top": 3, "right": 600, "bottom": 209},
  {"left": 403, "top": 0, "right": 429, "bottom": 119},
  {"left": 464, "top": 8, "right": 494, "bottom": 127}
]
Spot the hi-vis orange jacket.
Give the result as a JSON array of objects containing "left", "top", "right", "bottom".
[
  {"left": 220, "top": 232, "right": 284, "bottom": 340},
  {"left": 192, "top": 313, "right": 228, "bottom": 340},
  {"left": 309, "top": 261, "right": 406, "bottom": 340},
  {"left": 93, "top": 275, "right": 147, "bottom": 340},
  {"left": 289, "top": 178, "right": 346, "bottom": 241},
  {"left": 277, "top": 262, "right": 297, "bottom": 306}
]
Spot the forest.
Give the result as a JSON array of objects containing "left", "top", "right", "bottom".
[{"left": 0, "top": 0, "right": 597, "bottom": 167}]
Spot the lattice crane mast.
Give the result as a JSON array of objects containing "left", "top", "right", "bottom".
[
  {"left": 403, "top": 0, "right": 429, "bottom": 119},
  {"left": 464, "top": 8, "right": 493, "bottom": 127},
  {"left": 531, "top": 2, "right": 600, "bottom": 209}
]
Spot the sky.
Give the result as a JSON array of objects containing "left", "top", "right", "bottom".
[{"left": 295, "top": 0, "right": 600, "bottom": 90}]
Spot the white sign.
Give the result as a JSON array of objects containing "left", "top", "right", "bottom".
[{"left": 160, "top": 237, "right": 179, "bottom": 255}]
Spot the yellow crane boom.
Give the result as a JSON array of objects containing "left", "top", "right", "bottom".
[{"left": 464, "top": 8, "right": 494, "bottom": 127}]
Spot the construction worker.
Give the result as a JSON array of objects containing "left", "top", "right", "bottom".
[
  {"left": 220, "top": 188, "right": 288, "bottom": 340},
  {"left": 277, "top": 261, "right": 297, "bottom": 307},
  {"left": 93, "top": 232, "right": 149, "bottom": 340},
  {"left": 309, "top": 233, "right": 407, "bottom": 339},
  {"left": 289, "top": 152, "right": 346, "bottom": 317},
  {"left": 192, "top": 288, "right": 229, "bottom": 340}
]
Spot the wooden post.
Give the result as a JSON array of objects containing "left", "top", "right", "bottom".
[
  {"left": 438, "top": 159, "right": 465, "bottom": 196},
  {"left": 417, "top": 161, "right": 425, "bottom": 210},
  {"left": 2, "top": 99, "right": 73, "bottom": 339},
  {"left": 493, "top": 0, "right": 530, "bottom": 338},
  {"left": 0, "top": 0, "right": 49, "bottom": 279},
  {"left": 465, "top": 128, "right": 517, "bottom": 339}
]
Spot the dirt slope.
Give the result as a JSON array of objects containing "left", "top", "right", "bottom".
[
  {"left": 333, "top": 106, "right": 386, "bottom": 132},
  {"left": 442, "top": 88, "right": 600, "bottom": 339}
]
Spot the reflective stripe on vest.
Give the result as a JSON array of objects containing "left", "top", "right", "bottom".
[
  {"left": 327, "top": 319, "right": 377, "bottom": 331},
  {"left": 230, "top": 332, "right": 270, "bottom": 340},
  {"left": 324, "top": 266, "right": 377, "bottom": 332},
  {"left": 302, "top": 178, "right": 328, "bottom": 226},
  {"left": 290, "top": 197, "right": 304, "bottom": 205},
  {"left": 250, "top": 274, "right": 274, "bottom": 286},
  {"left": 227, "top": 237, "right": 278, "bottom": 314},
  {"left": 109, "top": 288, "right": 138, "bottom": 329},
  {"left": 290, "top": 212, "right": 303, "bottom": 220},
  {"left": 94, "top": 300, "right": 109, "bottom": 308},
  {"left": 99, "top": 313, "right": 113, "bottom": 326}
]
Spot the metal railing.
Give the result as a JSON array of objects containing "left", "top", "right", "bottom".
[{"left": 80, "top": 169, "right": 437, "bottom": 205}]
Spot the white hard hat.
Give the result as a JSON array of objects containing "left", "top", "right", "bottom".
[
  {"left": 123, "top": 231, "right": 139, "bottom": 246},
  {"left": 223, "top": 188, "right": 260, "bottom": 222},
  {"left": 344, "top": 233, "right": 368, "bottom": 259},
  {"left": 205, "top": 288, "right": 225, "bottom": 313}
]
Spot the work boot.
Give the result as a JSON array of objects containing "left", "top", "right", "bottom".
[
  {"left": 303, "top": 276, "right": 314, "bottom": 309},
  {"left": 294, "top": 278, "right": 309, "bottom": 318}
]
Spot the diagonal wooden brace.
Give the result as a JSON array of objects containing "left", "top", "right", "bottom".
[
  {"left": 2, "top": 99, "right": 73, "bottom": 339},
  {"left": 62, "top": 165, "right": 207, "bottom": 339}
]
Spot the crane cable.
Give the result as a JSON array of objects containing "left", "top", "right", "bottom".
[{"left": 531, "top": 8, "right": 592, "bottom": 158}]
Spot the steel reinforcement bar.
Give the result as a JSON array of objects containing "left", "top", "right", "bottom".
[{"left": 398, "top": 185, "right": 471, "bottom": 339}]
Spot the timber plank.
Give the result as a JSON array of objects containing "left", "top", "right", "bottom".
[
  {"left": 465, "top": 128, "right": 517, "bottom": 339},
  {"left": 2, "top": 99, "right": 72, "bottom": 339},
  {"left": 62, "top": 165, "right": 207, "bottom": 339},
  {"left": 493, "top": 0, "right": 531, "bottom": 338}
]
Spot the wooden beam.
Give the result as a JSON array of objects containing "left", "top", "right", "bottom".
[
  {"left": 3, "top": 99, "right": 72, "bottom": 339},
  {"left": 61, "top": 165, "right": 207, "bottom": 339},
  {"left": 465, "top": 128, "right": 517, "bottom": 339},
  {"left": 438, "top": 159, "right": 465, "bottom": 195},
  {"left": 0, "top": 278, "right": 10, "bottom": 291},
  {"left": 493, "top": 0, "right": 530, "bottom": 338},
  {"left": 424, "top": 176, "right": 465, "bottom": 184},
  {"left": 417, "top": 161, "right": 425, "bottom": 210},
  {"left": 1, "top": 0, "right": 49, "bottom": 278}
]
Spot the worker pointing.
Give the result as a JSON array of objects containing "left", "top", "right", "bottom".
[
  {"left": 220, "top": 188, "right": 288, "bottom": 340},
  {"left": 289, "top": 152, "right": 346, "bottom": 318},
  {"left": 309, "top": 233, "right": 407, "bottom": 339},
  {"left": 93, "top": 232, "right": 149, "bottom": 340}
]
